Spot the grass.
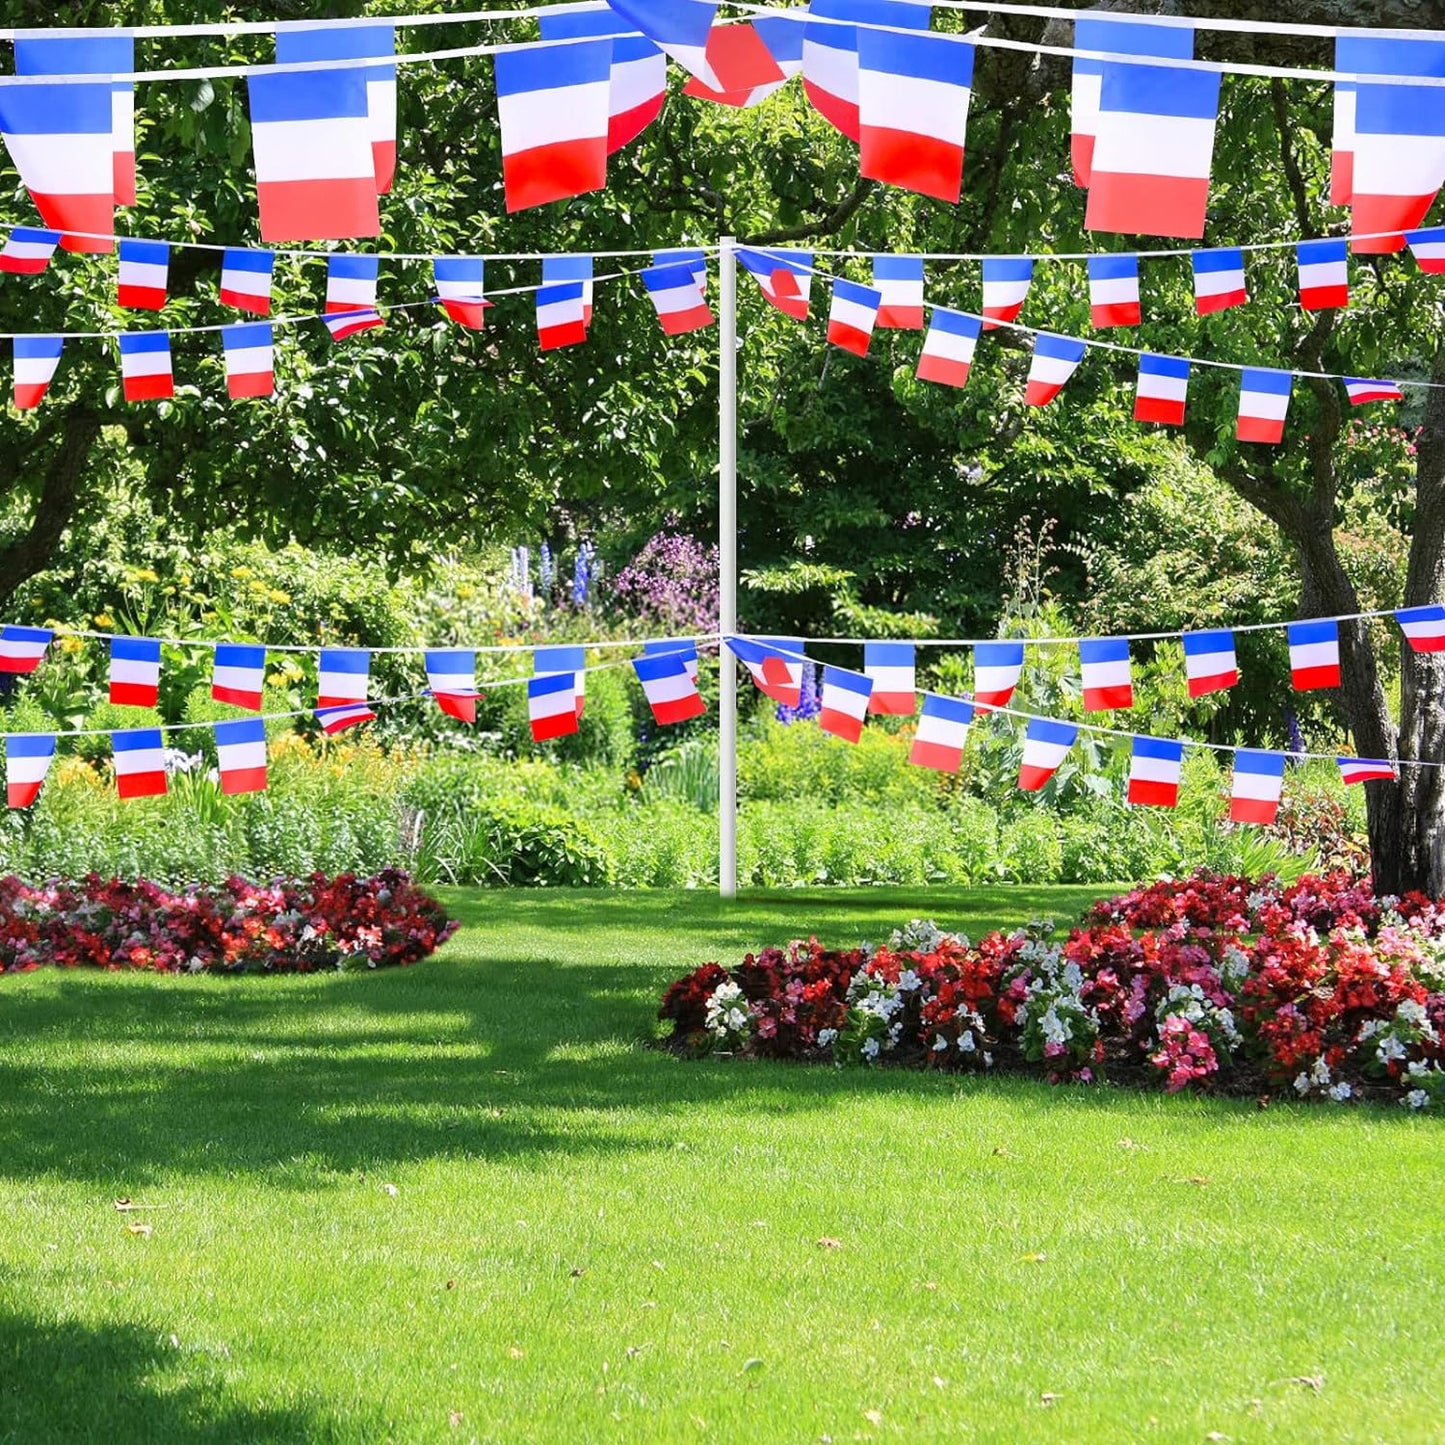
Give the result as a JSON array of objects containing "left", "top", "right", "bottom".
[{"left": 1, "top": 884, "right": 1441, "bottom": 1444}]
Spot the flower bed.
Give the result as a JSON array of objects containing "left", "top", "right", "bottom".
[
  {"left": 0, "top": 869, "right": 456, "bottom": 975},
  {"left": 659, "top": 872, "right": 1445, "bottom": 1110}
]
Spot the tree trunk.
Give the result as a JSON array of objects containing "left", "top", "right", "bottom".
[
  {"left": 0, "top": 406, "right": 101, "bottom": 611},
  {"left": 1390, "top": 344, "right": 1445, "bottom": 896}
]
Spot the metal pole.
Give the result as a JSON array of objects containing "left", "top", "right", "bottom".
[{"left": 718, "top": 235, "right": 738, "bottom": 899}]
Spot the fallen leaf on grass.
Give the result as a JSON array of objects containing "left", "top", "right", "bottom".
[
  {"left": 444, "top": 1280, "right": 456, "bottom": 1291},
  {"left": 113, "top": 1200, "right": 170, "bottom": 1211},
  {"left": 382, "top": 1183, "right": 399, "bottom": 1197},
  {"left": 816, "top": 1237, "right": 843, "bottom": 1250},
  {"left": 1040, "top": 1392, "right": 1061, "bottom": 1406},
  {"left": 639, "top": 1301, "right": 657, "bottom": 1310},
  {"left": 741, "top": 1358, "right": 764, "bottom": 1373},
  {"left": 569, "top": 1267, "right": 587, "bottom": 1278},
  {"left": 507, "top": 1346, "right": 524, "bottom": 1359},
  {"left": 626, "top": 1345, "right": 644, "bottom": 1359},
  {"left": 1020, "top": 1251, "right": 1048, "bottom": 1263},
  {"left": 1205, "top": 1432, "right": 1230, "bottom": 1441},
  {"left": 448, "top": 1411, "right": 463, "bottom": 1429},
  {"left": 991, "top": 1146, "right": 1016, "bottom": 1158},
  {"left": 1117, "top": 1137, "right": 1148, "bottom": 1152},
  {"left": 651, "top": 1260, "right": 664, "bottom": 1270},
  {"left": 1174, "top": 1176, "right": 1210, "bottom": 1187},
  {"left": 1288, "top": 1375, "right": 1324, "bottom": 1393},
  {"left": 863, "top": 1408, "right": 883, "bottom": 1426},
  {"left": 932, "top": 1375, "right": 947, "bottom": 1389},
  {"left": 921, "top": 1281, "right": 938, "bottom": 1291},
  {"left": 124, "top": 1222, "right": 152, "bottom": 1239}
]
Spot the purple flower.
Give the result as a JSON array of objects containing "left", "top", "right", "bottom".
[
  {"left": 609, "top": 532, "right": 719, "bottom": 636},
  {"left": 776, "top": 659, "right": 821, "bottom": 725}
]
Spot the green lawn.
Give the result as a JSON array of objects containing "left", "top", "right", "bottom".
[{"left": 1, "top": 885, "right": 1441, "bottom": 1444}]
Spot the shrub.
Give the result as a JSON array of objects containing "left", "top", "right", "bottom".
[
  {"left": 413, "top": 795, "right": 614, "bottom": 887},
  {"left": 998, "top": 810, "right": 1064, "bottom": 884}
]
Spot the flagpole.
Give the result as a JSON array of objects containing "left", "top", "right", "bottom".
[{"left": 718, "top": 234, "right": 738, "bottom": 900}]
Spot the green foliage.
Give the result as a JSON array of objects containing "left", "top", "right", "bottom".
[{"left": 740, "top": 717, "right": 944, "bottom": 808}]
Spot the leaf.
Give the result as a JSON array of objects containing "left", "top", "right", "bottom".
[
  {"left": 741, "top": 1358, "right": 764, "bottom": 1373},
  {"left": 863, "top": 1409, "right": 884, "bottom": 1426},
  {"left": 816, "top": 1236, "right": 843, "bottom": 1250},
  {"left": 124, "top": 1222, "right": 152, "bottom": 1238}
]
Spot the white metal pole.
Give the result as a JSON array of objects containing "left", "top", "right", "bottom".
[{"left": 718, "top": 235, "right": 738, "bottom": 899}]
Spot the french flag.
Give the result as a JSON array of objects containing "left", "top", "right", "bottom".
[
  {"left": 0, "top": 225, "right": 61, "bottom": 274},
  {"left": 909, "top": 693, "right": 973, "bottom": 773},
  {"left": 1396, "top": 604, "right": 1445, "bottom": 652},
  {"left": 818, "top": 665, "right": 873, "bottom": 743},
  {"left": 433, "top": 257, "right": 490, "bottom": 330},
  {"left": 1192, "top": 247, "right": 1247, "bottom": 314},
  {"left": 275, "top": 21, "right": 397, "bottom": 195},
  {"left": 1344, "top": 377, "right": 1403, "bottom": 405},
  {"left": 213, "top": 644, "right": 266, "bottom": 710},
  {"left": 1019, "top": 717, "right": 1077, "bottom": 791},
  {"left": 972, "top": 640, "right": 1024, "bottom": 711},
  {"left": 864, "top": 642, "right": 915, "bottom": 714},
  {"left": 5, "top": 732, "right": 55, "bottom": 809},
  {"left": 802, "top": 0, "right": 931, "bottom": 142},
  {"left": 1070, "top": 14, "right": 1192, "bottom": 189},
  {"left": 737, "top": 248, "right": 812, "bottom": 320},
  {"left": 116, "top": 238, "right": 168, "bottom": 310},
  {"left": 539, "top": 8, "right": 666, "bottom": 152},
  {"left": 1088, "top": 254, "right": 1141, "bottom": 328},
  {"left": 325, "top": 255, "right": 384, "bottom": 339},
  {"left": 215, "top": 718, "right": 269, "bottom": 795},
  {"left": 1341, "top": 35, "right": 1445, "bottom": 253},
  {"left": 1182, "top": 629, "right": 1237, "bottom": 697},
  {"left": 872, "top": 255, "right": 925, "bottom": 330},
  {"left": 1288, "top": 619, "right": 1341, "bottom": 691},
  {"left": 728, "top": 636, "right": 803, "bottom": 707},
  {"left": 1230, "top": 749, "right": 1286, "bottom": 825},
  {"left": 1085, "top": 35, "right": 1219, "bottom": 239},
  {"left": 1127, "top": 736, "right": 1184, "bottom": 807},
  {"left": 112, "top": 727, "right": 167, "bottom": 799},
  {"left": 857, "top": 29, "right": 974, "bottom": 204},
  {"left": 642, "top": 262, "right": 714, "bottom": 335},
  {"left": 683, "top": 13, "right": 805, "bottom": 108},
  {"left": 544, "top": 255, "right": 594, "bottom": 326},
  {"left": 536, "top": 282, "right": 588, "bottom": 351},
  {"left": 981, "top": 256, "right": 1032, "bottom": 329},
  {"left": 0, "top": 74, "right": 115, "bottom": 252},
  {"left": 13, "top": 336, "right": 64, "bottom": 410},
  {"left": 1134, "top": 354, "right": 1188, "bottom": 425},
  {"left": 643, "top": 638, "right": 700, "bottom": 683},
  {"left": 827, "top": 278, "right": 882, "bottom": 356},
  {"left": 11, "top": 27, "right": 135, "bottom": 219},
  {"left": 109, "top": 636, "right": 161, "bottom": 707},
  {"left": 1297, "top": 239, "right": 1349, "bottom": 309},
  {"left": 0, "top": 626, "right": 51, "bottom": 673},
  {"left": 219, "top": 249, "right": 275, "bottom": 315},
  {"left": 424, "top": 649, "right": 479, "bottom": 723},
  {"left": 1237, "top": 368, "right": 1292, "bottom": 444},
  {"left": 222, "top": 323, "right": 274, "bottom": 400},
  {"left": 1407, "top": 226, "right": 1445, "bottom": 273},
  {"left": 117, "top": 331, "right": 173, "bottom": 402},
  {"left": 495, "top": 38, "right": 611, "bottom": 212},
  {"left": 916, "top": 308, "right": 979, "bottom": 388},
  {"left": 1339, "top": 757, "right": 1398, "bottom": 785},
  {"left": 1024, "top": 333, "right": 1087, "bottom": 407},
  {"left": 1079, "top": 636, "right": 1133, "bottom": 711},
  {"left": 534, "top": 645, "right": 586, "bottom": 717},
  {"left": 316, "top": 648, "right": 375, "bottom": 732},
  {"left": 633, "top": 651, "right": 707, "bottom": 725},
  {"left": 528, "top": 672, "right": 580, "bottom": 741},
  {"left": 247, "top": 63, "right": 380, "bottom": 242}
]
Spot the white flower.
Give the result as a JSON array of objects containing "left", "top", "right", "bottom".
[
  {"left": 1397, "top": 998, "right": 1428, "bottom": 1028},
  {"left": 817, "top": 1028, "right": 838, "bottom": 1048},
  {"left": 862, "top": 1038, "right": 880, "bottom": 1061},
  {"left": 932, "top": 1036, "right": 948, "bottom": 1053},
  {"left": 982, "top": 1051, "right": 994, "bottom": 1068},
  {"left": 1221, "top": 945, "right": 1251, "bottom": 985},
  {"left": 1405, "top": 1089, "right": 1430, "bottom": 1110},
  {"left": 957, "top": 1031, "right": 976, "bottom": 1053},
  {"left": 897, "top": 969, "right": 922, "bottom": 993},
  {"left": 1293, "top": 1072, "right": 1312, "bottom": 1096},
  {"left": 1328, "top": 1081, "right": 1353, "bottom": 1102},
  {"left": 1407, "top": 1059, "right": 1430, "bottom": 1079},
  {"left": 1310, "top": 1056, "right": 1332, "bottom": 1086},
  {"left": 1378, "top": 1035, "right": 1408, "bottom": 1063}
]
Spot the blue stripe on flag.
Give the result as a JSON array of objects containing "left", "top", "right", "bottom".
[
  {"left": 1, "top": 626, "right": 50, "bottom": 644},
  {"left": 215, "top": 717, "right": 266, "bottom": 748},
  {"left": 0, "top": 80, "right": 112, "bottom": 133},
  {"left": 1288, "top": 619, "right": 1337, "bottom": 648},
  {"left": 529, "top": 671, "right": 575, "bottom": 701},
  {"left": 974, "top": 640, "right": 1023, "bottom": 668},
  {"left": 215, "top": 643, "right": 264, "bottom": 670},
  {"left": 222, "top": 248, "right": 274, "bottom": 276},
  {"left": 276, "top": 21, "right": 397, "bottom": 81},
  {"left": 493, "top": 39, "right": 612, "bottom": 98},
  {"left": 319, "top": 648, "right": 369, "bottom": 675},
  {"left": 805, "top": 0, "right": 928, "bottom": 56},
  {"left": 1131, "top": 735, "right": 1183, "bottom": 764},
  {"left": 113, "top": 727, "right": 163, "bottom": 753},
  {"left": 1026, "top": 717, "right": 1078, "bottom": 747},
  {"left": 920, "top": 693, "right": 973, "bottom": 726},
  {"left": 535, "top": 645, "right": 585, "bottom": 671},
  {"left": 13, "top": 335, "right": 62, "bottom": 360},
  {"left": 222, "top": 322, "right": 272, "bottom": 351},
  {"left": 634, "top": 652, "right": 690, "bottom": 684},
  {"left": 543, "top": 256, "right": 594, "bottom": 283},
  {"left": 823, "top": 665, "right": 872, "bottom": 698},
  {"left": 1087, "top": 254, "right": 1138, "bottom": 282},
  {"left": 738, "top": 248, "right": 812, "bottom": 278},
  {"left": 1298, "top": 238, "right": 1347, "bottom": 266},
  {"left": 248, "top": 67, "right": 369, "bottom": 123},
  {"left": 1139, "top": 353, "right": 1189, "bottom": 380},
  {"left": 927, "top": 307, "right": 980, "bottom": 339},
  {"left": 119, "top": 239, "right": 168, "bottom": 266},
  {"left": 1035, "top": 333, "right": 1087, "bottom": 362},
  {"left": 1079, "top": 636, "right": 1130, "bottom": 664},
  {"left": 982, "top": 256, "right": 1032, "bottom": 283},
  {"left": 434, "top": 257, "right": 484, "bottom": 285},
  {"left": 872, "top": 255, "right": 924, "bottom": 282},
  {"left": 1242, "top": 368, "right": 1292, "bottom": 396},
  {"left": 1182, "top": 629, "right": 1233, "bottom": 656},
  {"left": 111, "top": 637, "right": 160, "bottom": 664},
  {"left": 1073, "top": 15, "right": 1192, "bottom": 77},
  {"left": 1100, "top": 61, "right": 1218, "bottom": 119},
  {"left": 5, "top": 733, "right": 55, "bottom": 758},
  {"left": 857, "top": 29, "right": 974, "bottom": 88},
  {"left": 832, "top": 279, "right": 881, "bottom": 310},
  {"left": 1234, "top": 748, "right": 1285, "bottom": 778},
  {"left": 865, "top": 642, "right": 914, "bottom": 667},
  {"left": 1193, "top": 247, "right": 1242, "bottom": 275},
  {"left": 643, "top": 263, "right": 699, "bottom": 294},
  {"left": 329, "top": 254, "right": 378, "bottom": 282},
  {"left": 117, "top": 332, "right": 170, "bottom": 355}
]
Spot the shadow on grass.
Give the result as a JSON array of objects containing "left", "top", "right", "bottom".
[
  {"left": 0, "top": 1309, "right": 360, "bottom": 1444},
  {"left": 0, "top": 925, "right": 1423, "bottom": 1192}
]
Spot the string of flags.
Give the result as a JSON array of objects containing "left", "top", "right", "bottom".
[
  {"left": 1, "top": 616, "right": 1434, "bottom": 814},
  {"left": 7, "top": 228, "right": 1445, "bottom": 417},
  {"left": 725, "top": 636, "right": 1412, "bottom": 824},
  {"left": 4, "top": 7, "right": 1445, "bottom": 242}
]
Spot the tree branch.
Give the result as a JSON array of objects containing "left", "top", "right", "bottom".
[{"left": 745, "top": 178, "right": 876, "bottom": 245}]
